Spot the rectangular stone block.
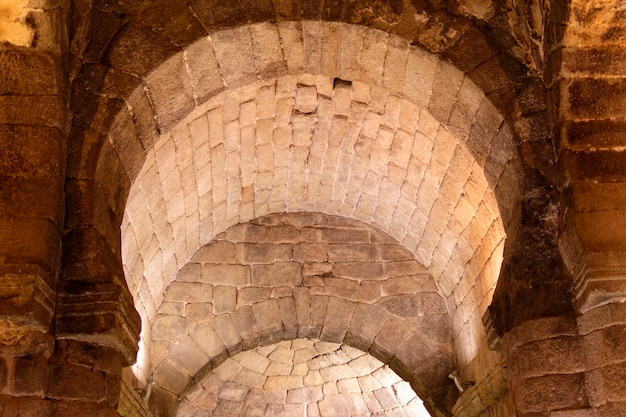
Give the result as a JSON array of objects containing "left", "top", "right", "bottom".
[
  {"left": 184, "top": 38, "right": 225, "bottom": 105},
  {"left": 0, "top": 95, "right": 62, "bottom": 127},
  {"left": 333, "top": 262, "right": 383, "bottom": 280},
  {"left": 201, "top": 264, "right": 250, "bottom": 285},
  {"left": 251, "top": 262, "right": 302, "bottom": 286},
  {"left": 145, "top": 53, "right": 195, "bottom": 132},
  {"left": 231, "top": 306, "right": 261, "bottom": 350},
  {"left": 212, "top": 26, "right": 256, "bottom": 88},
  {"left": 567, "top": 77, "right": 626, "bottom": 119}
]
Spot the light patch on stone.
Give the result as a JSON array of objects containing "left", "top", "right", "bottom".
[
  {"left": 458, "top": 0, "right": 495, "bottom": 21},
  {"left": 0, "top": 319, "right": 31, "bottom": 345},
  {"left": 0, "top": 0, "right": 33, "bottom": 47}
]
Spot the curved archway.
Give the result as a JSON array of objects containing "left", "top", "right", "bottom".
[
  {"left": 144, "top": 213, "right": 454, "bottom": 415},
  {"left": 105, "top": 22, "right": 521, "bottom": 416},
  {"left": 178, "top": 339, "right": 431, "bottom": 417},
  {"left": 61, "top": 17, "right": 527, "bottom": 417}
]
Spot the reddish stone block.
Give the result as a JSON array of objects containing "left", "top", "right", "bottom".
[
  {"left": 10, "top": 357, "right": 48, "bottom": 397},
  {"left": 0, "top": 51, "right": 59, "bottom": 95},
  {"left": 322, "top": 227, "right": 369, "bottom": 243},
  {"left": 0, "top": 125, "right": 63, "bottom": 178},
  {"left": 47, "top": 363, "right": 107, "bottom": 402},
  {"left": 0, "top": 395, "right": 53, "bottom": 417},
  {"left": 441, "top": 27, "right": 498, "bottom": 73},
  {"left": 105, "top": 22, "right": 179, "bottom": 77},
  {"left": 513, "top": 373, "right": 587, "bottom": 413},
  {"left": 140, "top": 0, "right": 207, "bottom": 47},
  {"left": 0, "top": 95, "right": 62, "bottom": 127},
  {"left": 333, "top": 262, "right": 383, "bottom": 280},
  {"left": 568, "top": 78, "right": 626, "bottom": 119},
  {"left": 0, "top": 219, "right": 61, "bottom": 275}
]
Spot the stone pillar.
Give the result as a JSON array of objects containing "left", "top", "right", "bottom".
[
  {"left": 0, "top": 1, "right": 141, "bottom": 414},
  {"left": 575, "top": 252, "right": 626, "bottom": 414},
  {"left": 504, "top": 316, "right": 591, "bottom": 416},
  {"left": 0, "top": 0, "right": 67, "bottom": 413}
]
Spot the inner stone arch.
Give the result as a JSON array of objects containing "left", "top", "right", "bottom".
[
  {"left": 178, "top": 339, "right": 431, "bottom": 417},
  {"left": 145, "top": 213, "right": 455, "bottom": 416}
]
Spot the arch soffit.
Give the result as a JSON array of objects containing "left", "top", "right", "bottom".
[
  {"left": 84, "top": 20, "right": 523, "bottom": 228},
  {"left": 114, "top": 22, "right": 517, "bottom": 374},
  {"left": 147, "top": 213, "right": 456, "bottom": 416},
  {"left": 83, "top": 21, "right": 521, "bottom": 412}
]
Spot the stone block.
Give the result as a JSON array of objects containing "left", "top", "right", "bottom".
[
  {"left": 106, "top": 21, "right": 179, "bottom": 76},
  {"left": 236, "top": 243, "right": 276, "bottom": 263},
  {"left": 370, "top": 315, "right": 413, "bottom": 363},
  {"left": 403, "top": 47, "right": 437, "bottom": 108},
  {"left": 211, "top": 399, "right": 244, "bottom": 416},
  {"left": 185, "top": 302, "right": 213, "bottom": 322},
  {"left": 278, "top": 297, "right": 298, "bottom": 338},
  {"left": 287, "top": 385, "right": 323, "bottom": 403},
  {"left": 265, "top": 225, "right": 299, "bottom": 243},
  {"left": 184, "top": 38, "right": 225, "bottom": 104},
  {"left": 211, "top": 314, "right": 243, "bottom": 353},
  {"left": 327, "top": 244, "right": 378, "bottom": 262},
  {"left": 212, "top": 26, "right": 256, "bottom": 88},
  {"left": 251, "top": 262, "right": 302, "bottom": 286},
  {"left": 321, "top": 298, "right": 356, "bottom": 343},
  {"left": 195, "top": 241, "right": 236, "bottom": 263},
  {"left": 514, "top": 373, "right": 587, "bottom": 413},
  {"left": 252, "top": 299, "right": 283, "bottom": 342},
  {"left": 346, "top": 304, "right": 387, "bottom": 352},
  {"left": 169, "top": 336, "right": 210, "bottom": 376},
  {"left": 239, "top": 287, "right": 272, "bottom": 307},
  {"left": 333, "top": 262, "right": 384, "bottom": 280},
  {"left": 164, "top": 282, "right": 213, "bottom": 303},
  {"left": 47, "top": 363, "right": 107, "bottom": 402},
  {"left": 516, "top": 336, "right": 585, "bottom": 378},
  {"left": 213, "top": 286, "right": 237, "bottom": 314},
  {"left": 293, "top": 243, "right": 327, "bottom": 262},
  {"left": 568, "top": 78, "right": 626, "bottom": 119},
  {"left": 201, "top": 264, "right": 250, "bottom": 286},
  {"left": 251, "top": 22, "right": 287, "bottom": 78},
  {"left": 145, "top": 53, "right": 195, "bottom": 132}
]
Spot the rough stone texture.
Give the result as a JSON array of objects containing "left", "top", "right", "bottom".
[
  {"left": 144, "top": 213, "right": 455, "bottom": 415},
  {"left": 6, "top": 1, "right": 626, "bottom": 417},
  {"left": 178, "top": 339, "right": 429, "bottom": 417},
  {"left": 122, "top": 66, "right": 509, "bottom": 398}
]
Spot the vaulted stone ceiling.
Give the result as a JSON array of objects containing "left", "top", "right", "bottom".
[
  {"left": 4, "top": 0, "right": 626, "bottom": 416},
  {"left": 110, "top": 20, "right": 515, "bottom": 416},
  {"left": 66, "top": 1, "right": 538, "bottom": 416}
]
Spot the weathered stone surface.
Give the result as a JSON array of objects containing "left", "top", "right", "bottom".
[{"left": 14, "top": 2, "right": 626, "bottom": 415}]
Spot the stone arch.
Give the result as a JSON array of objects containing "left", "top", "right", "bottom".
[
  {"left": 178, "top": 339, "right": 430, "bottom": 416},
  {"left": 76, "top": 21, "right": 523, "bottom": 266},
  {"left": 67, "top": 17, "right": 524, "bottom": 417},
  {"left": 146, "top": 213, "right": 454, "bottom": 416},
  {"left": 104, "top": 22, "right": 522, "bottom": 415}
]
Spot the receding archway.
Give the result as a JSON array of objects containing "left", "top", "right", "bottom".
[
  {"left": 178, "top": 339, "right": 431, "bottom": 417},
  {"left": 143, "top": 213, "right": 455, "bottom": 416},
  {"left": 109, "top": 21, "right": 522, "bottom": 417}
]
